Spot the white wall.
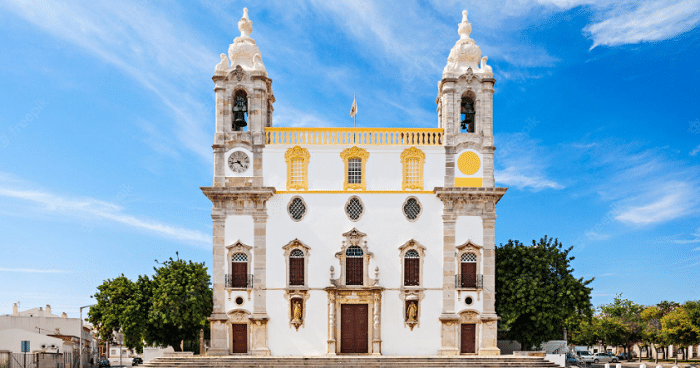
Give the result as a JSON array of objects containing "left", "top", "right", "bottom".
[
  {"left": 263, "top": 145, "right": 445, "bottom": 191},
  {"left": 0, "top": 329, "right": 65, "bottom": 354}
]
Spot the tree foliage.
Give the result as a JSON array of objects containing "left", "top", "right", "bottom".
[
  {"left": 496, "top": 236, "right": 593, "bottom": 349},
  {"left": 88, "top": 254, "right": 212, "bottom": 352}
]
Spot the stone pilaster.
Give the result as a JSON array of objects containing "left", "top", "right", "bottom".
[
  {"left": 372, "top": 291, "right": 382, "bottom": 355},
  {"left": 208, "top": 213, "right": 228, "bottom": 356},
  {"left": 213, "top": 145, "right": 225, "bottom": 187},
  {"left": 439, "top": 211, "right": 460, "bottom": 356},
  {"left": 479, "top": 215, "right": 500, "bottom": 355},
  {"left": 327, "top": 291, "right": 337, "bottom": 355},
  {"left": 251, "top": 212, "right": 270, "bottom": 356}
]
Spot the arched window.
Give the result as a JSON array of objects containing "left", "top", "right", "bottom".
[
  {"left": 460, "top": 252, "right": 477, "bottom": 288},
  {"left": 232, "top": 90, "right": 248, "bottom": 131},
  {"left": 460, "top": 96, "right": 475, "bottom": 133},
  {"left": 346, "top": 246, "right": 363, "bottom": 285},
  {"left": 404, "top": 250, "right": 420, "bottom": 286},
  {"left": 289, "top": 249, "right": 305, "bottom": 286},
  {"left": 230, "top": 253, "right": 249, "bottom": 288}
]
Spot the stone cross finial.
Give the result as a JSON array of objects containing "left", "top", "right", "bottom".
[
  {"left": 458, "top": 10, "right": 472, "bottom": 40},
  {"left": 238, "top": 7, "right": 253, "bottom": 38}
]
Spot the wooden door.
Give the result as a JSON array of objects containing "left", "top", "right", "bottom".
[
  {"left": 231, "top": 262, "right": 247, "bottom": 288},
  {"left": 340, "top": 304, "right": 368, "bottom": 353},
  {"left": 461, "top": 262, "right": 476, "bottom": 287},
  {"left": 461, "top": 323, "right": 476, "bottom": 354},
  {"left": 232, "top": 324, "right": 247, "bottom": 353}
]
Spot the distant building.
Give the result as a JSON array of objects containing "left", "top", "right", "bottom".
[{"left": 0, "top": 303, "right": 97, "bottom": 362}]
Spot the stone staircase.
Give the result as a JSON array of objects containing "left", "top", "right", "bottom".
[{"left": 142, "top": 356, "right": 561, "bottom": 368}]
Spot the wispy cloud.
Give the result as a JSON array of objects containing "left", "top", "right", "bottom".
[
  {"left": 495, "top": 131, "right": 564, "bottom": 191},
  {"left": 585, "top": 0, "right": 700, "bottom": 48},
  {"left": 614, "top": 181, "right": 699, "bottom": 225},
  {"left": 0, "top": 174, "right": 210, "bottom": 247},
  {"left": 0, "top": 268, "right": 71, "bottom": 274},
  {"left": 690, "top": 144, "right": 700, "bottom": 156},
  {"left": 1, "top": 0, "right": 214, "bottom": 160}
]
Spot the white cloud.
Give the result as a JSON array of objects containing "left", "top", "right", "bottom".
[
  {"left": 1, "top": 0, "right": 215, "bottom": 160},
  {"left": 585, "top": 0, "right": 700, "bottom": 48},
  {"left": 614, "top": 182, "right": 699, "bottom": 224},
  {"left": 585, "top": 230, "right": 611, "bottom": 241},
  {"left": 496, "top": 166, "right": 564, "bottom": 191},
  {"left": 0, "top": 175, "right": 211, "bottom": 247},
  {"left": 495, "top": 131, "right": 564, "bottom": 191},
  {"left": 690, "top": 144, "right": 700, "bottom": 156},
  {"left": 0, "top": 268, "right": 71, "bottom": 273}
]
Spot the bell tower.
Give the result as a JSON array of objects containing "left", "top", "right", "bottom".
[
  {"left": 437, "top": 10, "right": 495, "bottom": 189},
  {"left": 211, "top": 7, "right": 274, "bottom": 188}
]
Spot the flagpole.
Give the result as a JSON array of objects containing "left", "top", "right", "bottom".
[{"left": 353, "top": 94, "right": 356, "bottom": 128}]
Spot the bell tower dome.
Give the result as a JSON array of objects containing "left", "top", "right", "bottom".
[
  {"left": 437, "top": 10, "right": 495, "bottom": 188},
  {"left": 211, "top": 8, "right": 275, "bottom": 187}
]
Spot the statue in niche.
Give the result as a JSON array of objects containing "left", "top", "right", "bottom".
[
  {"left": 406, "top": 301, "right": 418, "bottom": 322},
  {"left": 232, "top": 93, "right": 248, "bottom": 131},
  {"left": 460, "top": 96, "right": 475, "bottom": 133},
  {"left": 292, "top": 299, "right": 302, "bottom": 323}
]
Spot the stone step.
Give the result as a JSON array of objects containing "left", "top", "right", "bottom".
[{"left": 142, "top": 356, "right": 560, "bottom": 368}]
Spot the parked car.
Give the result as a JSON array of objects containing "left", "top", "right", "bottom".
[
  {"left": 132, "top": 357, "right": 143, "bottom": 366},
  {"left": 582, "top": 352, "right": 619, "bottom": 364},
  {"left": 98, "top": 359, "right": 111, "bottom": 368},
  {"left": 617, "top": 352, "right": 636, "bottom": 360},
  {"left": 576, "top": 350, "right": 592, "bottom": 357}
]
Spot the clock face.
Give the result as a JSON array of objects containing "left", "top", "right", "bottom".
[{"left": 228, "top": 151, "right": 250, "bottom": 173}]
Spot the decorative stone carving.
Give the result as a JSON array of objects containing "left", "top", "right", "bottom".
[
  {"left": 215, "top": 53, "right": 229, "bottom": 75},
  {"left": 479, "top": 56, "right": 493, "bottom": 78},
  {"left": 227, "top": 8, "right": 267, "bottom": 76}
]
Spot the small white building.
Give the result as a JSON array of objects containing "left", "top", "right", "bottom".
[{"left": 203, "top": 9, "right": 505, "bottom": 356}]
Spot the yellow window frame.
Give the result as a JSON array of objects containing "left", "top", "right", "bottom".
[
  {"left": 400, "top": 147, "right": 425, "bottom": 190},
  {"left": 285, "top": 146, "right": 310, "bottom": 190}
]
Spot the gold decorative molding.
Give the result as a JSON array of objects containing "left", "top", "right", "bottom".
[
  {"left": 400, "top": 147, "right": 426, "bottom": 190},
  {"left": 340, "top": 146, "right": 369, "bottom": 191},
  {"left": 284, "top": 146, "right": 310, "bottom": 190},
  {"left": 277, "top": 190, "right": 434, "bottom": 194}
]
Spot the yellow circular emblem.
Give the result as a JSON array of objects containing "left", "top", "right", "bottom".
[{"left": 457, "top": 151, "right": 481, "bottom": 175}]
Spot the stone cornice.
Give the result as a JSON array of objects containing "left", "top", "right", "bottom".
[
  {"left": 434, "top": 187, "right": 507, "bottom": 217},
  {"left": 201, "top": 186, "right": 275, "bottom": 211}
]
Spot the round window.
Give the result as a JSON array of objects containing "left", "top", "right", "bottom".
[
  {"left": 235, "top": 296, "right": 244, "bottom": 305},
  {"left": 403, "top": 197, "right": 421, "bottom": 221},
  {"left": 345, "top": 196, "right": 364, "bottom": 221},
  {"left": 288, "top": 197, "right": 306, "bottom": 221},
  {"left": 465, "top": 296, "right": 473, "bottom": 305}
]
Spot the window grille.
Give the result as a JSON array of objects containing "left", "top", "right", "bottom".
[
  {"left": 290, "top": 158, "right": 304, "bottom": 186},
  {"left": 288, "top": 197, "right": 306, "bottom": 221},
  {"left": 403, "top": 198, "right": 421, "bottom": 220},
  {"left": 346, "top": 245, "right": 363, "bottom": 285},
  {"left": 406, "top": 158, "right": 420, "bottom": 185},
  {"left": 289, "top": 249, "right": 304, "bottom": 286},
  {"left": 348, "top": 158, "right": 362, "bottom": 184},
  {"left": 232, "top": 253, "right": 247, "bottom": 262},
  {"left": 345, "top": 197, "right": 364, "bottom": 221},
  {"left": 404, "top": 250, "right": 420, "bottom": 286},
  {"left": 461, "top": 252, "right": 476, "bottom": 262}
]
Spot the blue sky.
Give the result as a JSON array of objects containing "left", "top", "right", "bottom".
[{"left": 1, "top": 0, "right": 699, "bottom": 318}]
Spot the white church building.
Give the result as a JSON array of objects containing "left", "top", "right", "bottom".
[{"left": 202, "top": 9, "right": 506, "bottom": 356}]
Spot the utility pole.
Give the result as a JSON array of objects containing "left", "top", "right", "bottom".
[{"left": 79, "top": 304, "right": 96, "bottom": 368}]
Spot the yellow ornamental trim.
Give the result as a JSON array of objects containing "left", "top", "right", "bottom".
[
  {"left": 457, "top": 151, "right": 481, "bottom": 175},
  {"left": 340, "top": 146, "right": 369, "bottom": 191},
  {"left": 266, "top": 127, "right": 443, "bottom": 146},
  {"left": 401, "top": 147, "right": 425, "bottom": 190},
  {"left": 285, "top": 146, "right": 310, "bottom": 191}
]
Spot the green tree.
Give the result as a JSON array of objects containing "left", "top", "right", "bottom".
[
  {"left": 88, "top": 275, "right": 149, "bottom": 352},
  {"left": 639, "top": 306, "right": 663, "bottom": 360},
  {"left": 496, "top": 236, "right": 593, "bottom": 349},
  {"left": 88, "top": 254, "right": 212, "bottom": 352},
  {"left": 145, "top": 255, "right": 213, "bottom": 351},
  {"left": 661, "top": 306, "right": 700, "bottom": 361},
  {"left": 599, "top": 295, "right": 644, "bottom": 357}
]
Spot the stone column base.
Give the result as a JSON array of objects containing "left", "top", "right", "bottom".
[
  {"left": 208, "top": 315, "right": 229, "bottom": 356},
  {"left": 438, "top": 314, "right": 460, "bottom": 356},
  {"left": 478, "top": 347, "right": 501, "bottom": 355},
  {"left": 249, "top": 315, "right": 270, "bottom": 356}
]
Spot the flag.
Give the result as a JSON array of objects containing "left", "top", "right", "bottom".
[{"left": 350, "top": 94, "right": 357, "bottom": 117}]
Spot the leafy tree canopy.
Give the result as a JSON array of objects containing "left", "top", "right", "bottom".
[
  {"left": 88, "top": 253, "right": 212, "bottom": 352},
  {"left": 496, "top": 236, "right": 593, "bottom": 349}
]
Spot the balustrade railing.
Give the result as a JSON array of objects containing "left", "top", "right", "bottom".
[
  {"left": 455, "top": 274, "right": 483, "bottom": 289},
  {"left": 265, "top": 127, "right": 443, "bottom": 146},
  {"left": 225, "top": 273, "right": 254, "bottom": 289}
]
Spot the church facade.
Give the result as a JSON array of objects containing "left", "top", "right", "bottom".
[{"left": 202, "top": 9, "right": 507, "bottom": 356}]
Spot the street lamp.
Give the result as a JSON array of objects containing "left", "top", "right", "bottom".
[{"left": 79, "top": 304, "right": 96, "bottom": 368}]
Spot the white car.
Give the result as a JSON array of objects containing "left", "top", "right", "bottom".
[{"left": 582, "top": 352, "right": 619, "bottom": 364}]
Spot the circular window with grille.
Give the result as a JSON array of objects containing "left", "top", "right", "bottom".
[
  {"left": 288, "top": 196, "right": 307, "bottom": 221},
  {"left": 402, "top": 197, "right": 422, "bottom": 222},
  {"left": 345, "top": 196, "right": 364, "bottom": 221}
]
